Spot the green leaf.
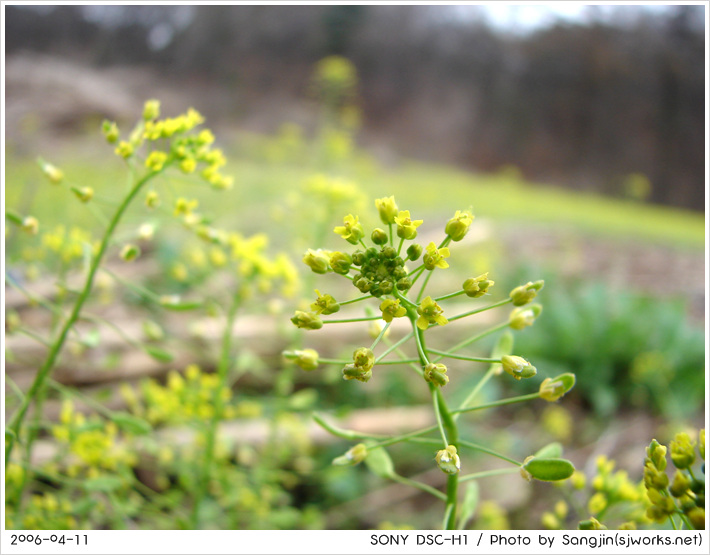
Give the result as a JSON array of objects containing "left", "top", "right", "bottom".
[
  {"left": 534, "top": 442, "right": 563, "bottom": 459},
  {"left": 144, "top": 346, "right": 174, "bottom": 362},
  {"left": 523, "top": 457, "right": 575, "bottom": 482},
  {"left": 457, "top": 481, "right": 479, "bottom": 530},
  {"left": 111, "top": 412, "right": 152, "bottom": 435},
  {"left": 364, "top": 445, "right": 395, "bottom": 479},
  {"left": 83, "top": 476, "right": 124, "bottom": 492}
]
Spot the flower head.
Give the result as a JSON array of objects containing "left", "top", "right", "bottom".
[
  {"left": 394, "top": 210, "right": 423, "bottom": 240},
  {"left": 311, "top": 290, "right": 340, "bottom": 315},
  {"left": 302, "top": 248, "right": 331, "bottom": 274},
  {"left": 463, "top": 273, "right": 494, "bottom": 298},
  {"left": 445, "top": 209, "right": 474, "bottom": 241},
  {"left": 333, "top": 443, "right": 368, "bottom": 466},
  {"left": 424, "top": 363, "right": 449, "bottom": 387},
  {"left": 375, "top": 196, "right": 398, "bottom": 224},
  {"left": 334, "top": 214, "right": 365, "bottom": 245},
  {"left": 143, "top": 99, "right": 161, "bottom": 121},
  {"left": 145, "top": 151, "right": 168, "bottom": 172},
  {"left": 292, "top": 349, "right": 319, "bottom": 371},
  {"left": 423, "top": 242, "right": 450, "bottom": 270},
  {"left": 501, "top": 355, "right": 537, "bottom": 380},
  {"left": 416, "top": 296, "right": 448, "bottom": 330},
  {"left": 435, "top": 445, "right": 460, "bottom": 475},
  {"left": 380, "top": 299, "right": 407, "bottom": 322},
  {"left": 510, "top": 280, "right": 544, "bottom": 306},
  {"left": 509, "top": 304, "right": 542, "bottom": 330},
  {"left": 291, "top": 311, "right": 323, "bottom": 330}
]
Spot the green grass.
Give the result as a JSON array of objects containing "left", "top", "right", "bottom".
[{"left": 5, "top": 136, "right": 705, "bottom": 250}]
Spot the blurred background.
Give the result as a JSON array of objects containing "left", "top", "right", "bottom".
[
  {"left": 5, "top": 3, "right": 706, "bottom": 210},
  {"left": 4, "top": 4, "right": 707, "bottom": 530}
]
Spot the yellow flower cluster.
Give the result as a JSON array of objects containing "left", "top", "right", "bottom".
[
  {"left": 7, "top": 493, "right": 77, "bottom": 530},
  {"left": 124, "top": 365, "right": 236, "bottom": 424},
  {"left": 41, "top": 225, "right": 99, "bottom": 264},
  {"left": 110, "top": 100, "right": 233, "bottom": 189},
  {"left": 51, "top": 400, "right": 136, "bottom": 475}
]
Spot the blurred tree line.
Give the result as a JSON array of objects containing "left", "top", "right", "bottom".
[{"left": 5, "top": 4, "right": 705, "bottom": 210}]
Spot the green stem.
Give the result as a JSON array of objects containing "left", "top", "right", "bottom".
[
  {"left": 453, "top": 365, "right": 499, "bottom": 422},
  {"left": 5, "top": 168, "right": 164, "bottom": 466},
  {"left": 433, "top": 322, "right": 510, "bottom": 363},
  {"left": 416, "top": 270, "right": 434, "bottom": 304},
  {"left": 427, "top": 349, "right": 499, "bottom": 364},
  {"left": 447, "top": 298, "right": 512, "bottom": 323},
  {"left": 412, "top": 315, "right": 459, "bottom": 530},
  {"left": 375, "top": 331, "right": 414, "bottom": 363},
  {"left": 369, "top": 320, "right": 392, "bottom": 351},
  {"left": 339, "top": 295, "right": 371, "bottom": 306},
  {"left": 390, "top": 474, "right": 447, "bottom": 502},
  {"left": 321, "top": 315, "right": 382, "bottom": 324},
  {"left": 459, "top": 468, "right": 519, "bottom": 482},
  {"left": 191, "top": 288, "right": 242, "bottom": 529},
  {"left": 434, "top": 290, "right": 466, "bottom": 302},
  {"left": 458, "top": 439, "right": 522, "bottom": 466},
  {"left": 452, "top": 393, "right": 542, "bottom": 415}
]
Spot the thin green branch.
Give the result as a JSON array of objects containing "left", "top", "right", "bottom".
[
  {"left": 447, "top": 298, "right": 512, "bottom": 323},
  {"left": 426, "top": 349, "right": 499, "bottom": 364},
  {"left": 432, "top": 321, "right": 510, "bottom": 363},
  {"left": 6, "top": 167, "right": 166, "bottom": 466},
  {"left": 459, "top": 468, "right": 520, "bottom": 483},
  {"left": 452, "top": 392, "right": 542, "bottom": 416},
  {"left": 458, "top": 439, "right": 522, "bottom": 466},
  {"left": 390, "top": 474, "right": 446, "bottom": 502}
]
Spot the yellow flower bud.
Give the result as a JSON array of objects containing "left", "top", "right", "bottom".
[
  {"left": 143, "top": 99, "right": 161, "bottom": 121},
  {"left": 445, "top": 209, "right": 474, "bottom": 241},
  {"left": 375, "top": 196, "right": 398, "bottom": 224},
  {"left": 501, "top": 355, "right": 537, "bottom": 380},
  {"left": 435, "top": 445, "right": 460, "bottom": 475}
]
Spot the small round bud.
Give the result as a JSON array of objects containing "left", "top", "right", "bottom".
[
  {"left": 396, "top": 277, "right": 412, "bottom": 291},
  {"left": 381, "top": 246, "right": 397, "bottom": 259},
  {"left": 686, "top": 507, "right": 705, "bottom": 530},
  {"left": 120, "top": 244, "right": 141, "bottom": 262},
  {"left": 669, "top": 471, "right": 691, "bottom": 497},
  {"left": 72, "top": 186, "right": 94, "bottom": 203},
  {"left": 292, "top": 349, "right": 319, "bottom": 371},
  {"left": 670, "top": 432, "right": 696, "bottom": 469},
  {"left": 330, "top": 251, "right": 352, "bottom": 275},
  {"left": 39, "top": 160, "right": 64, "bottom": 184},
  {"left": 302, "top": 249, "right": 331, "bottom": 274},
  {"left": 101, "top": 120, "right": 119, "bottom": 143},
  {"left": 342, "top": 363, "right": 372, "bottom": 383},
  {"left": 375, "top": 196, "right": 398, "bottom": 225},
  {"left": 501, "top": 355, "right": 537, "bottom": 380},
  {"left": 353, "top": 347, "right": 375, "bottom": 371},
  {"left": 351, "top": 250, "right": 366, "bottom": 266},
  {"left": 406, "top": 243, "right": 422, "bottom": 261},
  {"left": 646, "top": 440, "right": 668, "bottom": 472},
  {"left": 435, "top": 445, "right": 460, "bottom": 474},
  {"left": 21, "top": 216, "right": 39, "bottom": 235},
  {"left": 333, "top": 443, "right": 368, "bottom": 466},
  {"left": 424, "top": 363, "right": 449, "bottom": 387},
  {"left": 371, "top": 228, "right": 388, "bottom": 245},
  {"left": 290, "top": 311, "right": 323, "bottom": 330},
  {"left": 578, "top": 517, "right": 606, "bottom": 530},
  {"left": 380, "top": 299, "right": 407, "bottom": 322},
  {"left": 445, "top": 209, "right": 474, "bottom": 241},
  {"left": 510, "top": 280, "right": 545, "bottom": 306},
  {"left": 311, "top": 290, "right": 340, "bottom": 315},
  {"left": 145, "top": 151, "right": 168, "bottom": 172},
  {"left": 145, "top": 191, "right": 160, "bottom": 209},
  {"left": 509, "top": 304, "right": 542, "bottom": 330},
  {"left": 143, "top": 99, "right": 161, "bottom": 121},
  {"left": 142, "top": 319, "right": 165, "bottom": 342},
  {"left": 463, "top": 273, "right": 494, "bottom": 297},
  {"left": 115, "top": 141, "right": 134, "bottom": 158}
]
